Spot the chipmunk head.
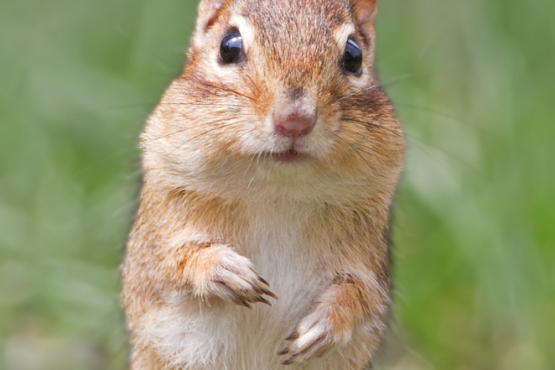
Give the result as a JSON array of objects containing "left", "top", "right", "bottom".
[{"left": 143, "top": 0, "right": 403, "bottom": 202}]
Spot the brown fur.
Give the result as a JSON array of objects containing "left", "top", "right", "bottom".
[{"left": 122, "top": 0, "right": 404, "bottom": 369}]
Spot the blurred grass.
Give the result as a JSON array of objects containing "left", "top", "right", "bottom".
[{"left": 0, "top": 0, "right": 553, "bottom": 369}]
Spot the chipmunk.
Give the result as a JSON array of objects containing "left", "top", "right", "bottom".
[{"left": 122, "top": 0, "right": 404, "bottom": 369}]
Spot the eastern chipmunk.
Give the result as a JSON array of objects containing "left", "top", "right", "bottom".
[{"left": 122, "top": 0, "right": 404, "bottom": 369}]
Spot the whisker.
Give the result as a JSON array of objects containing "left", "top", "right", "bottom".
[
  {"left": 331, "top": 76, "right": 482, "bottom": 134},
  {"left": 243, "top": 72, "right": 262, "bottom": 95},
  {"left": 82, "top": 101, "right": 246, "bottom": 115},
  {"left": 168, "top": 122, "right": 244, "bottom": 155},
  {"left": 220, "top": 158, "right": 229, "bottom": 170},
  {"left": 380, "top": 74, "right": 412, "bottom": 89},
  {"left": 143, "top": 113, "right": 259, "bottom": 143},
  {"left": 159, "top": 102, "right": 245, "bottom": 109},
  {"left": 331, "top": 133, "right": 374, "bottom": 170},
  {"left": 246, "top": 174, "right": 255, "bottom": 190},
  {"left": 145, "top": 120, "right": 233, "bottom": 143},
  {"left": 217, "top": 85, "right": 255, "bottom": 102},
  {"left": 389, "top": 103, "right": 490, "bottom": 134},
  {"left": 343, "top": 118, "right": 477, "bottom": 172},
  {"left": 406, "top": 135, "right": 478, "bottom": 173},
  {"left": 332, "top": 84, "right": 381, "bottom": 106},
  {"left": 341, "top": 118, "right": 403, "bottom": 138}
]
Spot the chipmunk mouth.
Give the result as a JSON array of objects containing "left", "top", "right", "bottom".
[{"left": 268, "top": 149, "right": 309, "bottom": 163}]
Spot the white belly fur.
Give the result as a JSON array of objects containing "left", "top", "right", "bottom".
[{"left": 142, "top": 205, "right": 357, "bottom": 370}]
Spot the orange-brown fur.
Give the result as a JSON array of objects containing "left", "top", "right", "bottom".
[{"left": 122, "top": 0, "right": 404, "bottom": 369}]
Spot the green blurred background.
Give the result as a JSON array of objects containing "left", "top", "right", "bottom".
[{"left": 0, "top": 0, "right": 553, "bottom": 369}]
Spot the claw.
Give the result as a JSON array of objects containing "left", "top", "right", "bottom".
[
  {"left": 262, "top": 288, "right": 278, "bottom": 299},
  {"left": 282, "top": 358, "right": 294, "bottom": 365},
  {"left": 257, "top": 297, "right": 272, "bottom": 306},
  {"left": 277, "top": 348, "right": 289, "bottom": 356},
  {"left": 285, "top": 332, "right": 299, "bottom": 341},
  {"left": 241, "top": 301, "right": 252, "bottom": 309}
]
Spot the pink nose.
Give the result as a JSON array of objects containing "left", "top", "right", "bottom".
[{"left": 273, "top": 107, "right": 316, "bottom": 138}]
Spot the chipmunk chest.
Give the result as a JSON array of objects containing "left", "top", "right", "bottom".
[
  {"left": 237, "top": 204, "right": 332, "bottom": 308},
  {"left": 146, "top": 205, "right": 336, "bottom": 370}
]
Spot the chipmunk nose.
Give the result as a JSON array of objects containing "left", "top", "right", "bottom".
[{"left": 273, "top": 106, "right": 316, "bottom": 138}]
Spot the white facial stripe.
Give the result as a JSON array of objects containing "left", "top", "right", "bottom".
[
  {"left": 229, "top": 15, "right": 255, "bottom": 52},
  {"left": 333, "top": 23, "right": 356, "bottom": 49},
  {"left": 350, "top": 69, "right": 371, "bottom": 89}
]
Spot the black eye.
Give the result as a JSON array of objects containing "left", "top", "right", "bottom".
[
  {"left": 343, "top": 38, "right": 363, "bottom": 75},
  {"left": 220, "top": 30, "right": 243, "bottom": 64}
]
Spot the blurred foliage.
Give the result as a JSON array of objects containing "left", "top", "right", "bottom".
[{"left": 0, "top": 0, "right": 553, "bottom": 369}]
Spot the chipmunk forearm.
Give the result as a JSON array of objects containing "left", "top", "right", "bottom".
[{"left": 123, "top": 239, "right": 217, "bottom": 296}]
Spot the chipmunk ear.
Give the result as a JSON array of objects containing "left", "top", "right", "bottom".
[
  {"left": 350, "top": 0, "right": 377, "bottom": 47},
  {"left": 351, "top": 0, "right": 378, "bottom": 27},
  {"left": 192, "top": 0, "right": 227, "bottom": 47}
]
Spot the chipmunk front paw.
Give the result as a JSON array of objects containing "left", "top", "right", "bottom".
[
  {"left": 205, "top": 248, "right": 277, "bottom": 308},
  {"left": 278, "top": 303, "right": 351, "bottom": 365}
]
